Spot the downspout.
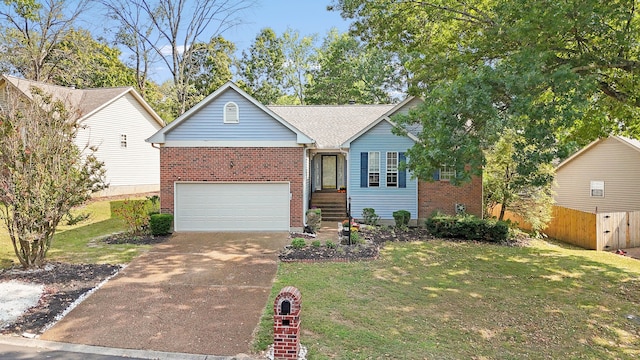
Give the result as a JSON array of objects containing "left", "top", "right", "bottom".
[
  {"left": 339, "top": 147, "right": 350, "bottom": 219},
  {"left": 302, "top": 145, "right": 309, "bottom": 228}
]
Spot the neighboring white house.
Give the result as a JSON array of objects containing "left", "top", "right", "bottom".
[
  {"left": 554, "top": 136, "right": 640, "bottom": 213},
  {"left": 0, "top": 74, "right": 165, "bottom": 197}
]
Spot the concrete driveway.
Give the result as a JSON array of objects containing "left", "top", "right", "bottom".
[{"left": 40, "top": 232, "right": 290, "bottom": 356}]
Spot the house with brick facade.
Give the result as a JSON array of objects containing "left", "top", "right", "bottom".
[
  {"left": 146, "top": 82, "right": 482, "bottom": 232},
  {"left": 1, "top": 74, "right": 165, "bottom": 197}
]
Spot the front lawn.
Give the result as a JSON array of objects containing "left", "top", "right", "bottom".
[
  {"left": 0, "top": 199, "right": 152, "bottom": 269},
  {"left": 257, "top": 239, "right": 640, "bottom": 359}
]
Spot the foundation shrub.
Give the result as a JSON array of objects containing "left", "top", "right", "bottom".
[
  {"left": 425, "top": 213, "right": 509, "bottom": 242},
  {"left": 150, "top": 214, "right": 173, "bottom": 236}
]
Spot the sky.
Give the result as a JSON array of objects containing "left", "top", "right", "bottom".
[
  {"left": 82, "top": 0, "right": 353, "bottom": 83},
  {"left": 225, "top": 0, "right": 352, "bottom": 50}
]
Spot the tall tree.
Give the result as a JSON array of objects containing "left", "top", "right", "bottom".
[
  {"left": 102, "top": 0, "right": 254, "bottom": 116},
  {"left": 110, "top": 1, "right": 159, "bottom": 99},
  {"left": 236, "top": 28, "right": 286, "bottom": 104},
  {"left": 305, "top": 29, "right": 400, "bottom": 104},
  {"left": 189, "top": 35, "right": 235, "bottom": 106},
  {"left": 281, "top": 28, "right": 317, "bottom": 104},
  {"left": 49, "top": 28, "right": 137, "bottom": 88},
  {"left": 483, "top": 129, "right": 554, "bottom": 230},
  {"left": 335, "top": 0, "right": 640, "bottom": 183},
  {"left": 0, "top": 0, "right": 90, "bottom": 81},
  {"left": 0, "top": 87, "right": 106, "bottom": 268}
]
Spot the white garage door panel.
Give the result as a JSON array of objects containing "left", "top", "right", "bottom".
[{"left": 175, "top": 183, "right": 290, "bottom": 231}]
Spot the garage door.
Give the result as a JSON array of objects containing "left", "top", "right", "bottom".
[{"left": 174, "top": 182, "right": 290, "bottom": 231}]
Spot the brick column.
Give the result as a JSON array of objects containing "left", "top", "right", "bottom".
[{"left": 273, "top": 286, "right": 301, "bottom": 359}]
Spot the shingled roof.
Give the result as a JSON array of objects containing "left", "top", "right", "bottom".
[
  {"left": 0, "top": 75, "right": 163, "bottom": 125},
  {"left": 267, "top": 104, "right": 395, "bottom": 149}
]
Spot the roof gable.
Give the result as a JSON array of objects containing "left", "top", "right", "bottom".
[
  {"left": 340, "top": 97, "right": 421, "bottom": 148},
  {"left": 147, "top": 82, "right": 313, "bottom": 144},
  {"left": 557, "top": 135, "right": 640, "bottom": 170},
  {"left": 268, "top": 104, "right": 394, "bottom": 149},
  {"left": 1, "top": 74, "right": 164, "bottom": 127}
]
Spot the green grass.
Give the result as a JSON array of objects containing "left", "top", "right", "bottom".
[
  {"left": 0, "top": 199, "right": 152, "bottom": 268},
  {"left": 256, "top": 238, "right": 640, "bottom": 359}
]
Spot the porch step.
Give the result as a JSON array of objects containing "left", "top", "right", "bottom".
[{"left": 311, "top": 192, "right": 347, "bottom": 221}]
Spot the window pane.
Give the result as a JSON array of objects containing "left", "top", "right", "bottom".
[
  {"left": 387, "top": 173, "right": 397, "bottom": 186},
  {"left": 369, "top": 173, "right": 379, "bottom": 187},
  {"left": 590, "top": 181, "right": 604, "bottom": 197},
  {"left": 368, "top": 152, "right": 380, "bottom": 172},
  {"left": 439, "top": 165, "right": 456, "bottom": 181},
  {"left": 387, "top": 152, "right": 398, "bottom": 171}
]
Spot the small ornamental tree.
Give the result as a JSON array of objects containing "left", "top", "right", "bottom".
[{"left": 0, "top": 87, "right": 106, "bottom": 268}]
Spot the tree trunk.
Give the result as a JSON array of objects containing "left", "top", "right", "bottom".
[{"left": 498, "top": 203, "right": 506, "bottom": 221}]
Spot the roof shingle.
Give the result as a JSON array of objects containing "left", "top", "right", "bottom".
[{"left": 267, "top": 104, "right": 395, "bottom": 148}]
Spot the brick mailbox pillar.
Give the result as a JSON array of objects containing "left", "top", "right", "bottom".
[{"left": 273, "top": 286, "right": 301, "bottom": 359}]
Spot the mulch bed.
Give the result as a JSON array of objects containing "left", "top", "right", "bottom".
[
  {"left": 279, "top": 226, "right": 434, "bottom": 262},
  {"left": 0, "top": 262, "right": 121, "bottom": 335},
  {"left": 0, "top": 233, "right": 170, "bottom": 336},
  {"left": 101, "top": 232, "right": 170, "bottom": 245}
]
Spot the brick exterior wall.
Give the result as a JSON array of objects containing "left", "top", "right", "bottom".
[
  {"left": 273, "top": 286, "right": 302, "bottom": 360},
  {"left": 418, "top": 175, "right": 483, "bottom": 220},
  {"left": 160, "top": 147, "right": 304, "bottom": 228}
]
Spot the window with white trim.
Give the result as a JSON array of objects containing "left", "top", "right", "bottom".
[
  {"left": 439, "top": 165, "right": 456, "bottom": 181},
  {"left": 590, "top": 180, "right": 604, "bottom": 197},
  {"left": 386, "top": 152, "right": 398, "bottom": 187},
  {"left": 120, "top": 134, "right": 127, "bottom": 148},
  {"left": 224, "top": 102, "right": 239, "bottom": 123},
  {"left": 368, "top": 151, "right": 380, "bottom": 187}
]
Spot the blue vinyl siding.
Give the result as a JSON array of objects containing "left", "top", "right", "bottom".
[
  {"left": 165, "top": 89, "right": 297, "bottom": 141},
  {"left": 349, "top": 121, "right": 417, "bottom": 220}
]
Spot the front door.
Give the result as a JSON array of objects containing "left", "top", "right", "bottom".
[{"left": 322, "top": 155, "right": 337, "bottom": 189}]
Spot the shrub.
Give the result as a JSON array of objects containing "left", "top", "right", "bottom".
[
  {"left": 392, "top": 210, "right": 411, "bottom": 228},
  {"left": 350, "top": 231, "right": 364, "bottom": 244},
  {"left": 291, "top": 237, "right": 306, "bottom": 249},
  {"left": 425, "top": 214, "right": 509, "bottom": 242},
  {"left": 147, "top": 195, "right": 160, "bottom": 215},
  {"left": 325, "top": 240, "right": 337, "bottom": 249},
  {"left": 306, "top": 209, "right": 322, "bottom": 233},
  {"left": 311, "top": 240, "right": 322, "bottom": 247},
  {"left": 362, "top": 208, "right": 380, "bottom": 225},
  {"left": 113, "top": 199, "right": 149, "bottom": 235},
  {"left": 150, "top": 214, "right": 173, "bottom": 236}
]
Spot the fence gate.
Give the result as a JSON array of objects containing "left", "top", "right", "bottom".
[{"left": 597, "top": 211, "right": 640, "bottom": 250}]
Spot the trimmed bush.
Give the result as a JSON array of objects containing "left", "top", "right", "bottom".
[
  {"left": 392, "top": 210, "right": 411, "bottom": 228},
  {"left": 425, "top": 213, "right": 509, "bottom": 242},
  {"left": 150, "top": 213, "right": 173, "bottom": 236},
  {"left": 291, "top": 237, "right": 306, "bottom": 249}
]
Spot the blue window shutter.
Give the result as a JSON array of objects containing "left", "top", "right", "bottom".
[
  {"left": 360, "top": 152, "right": 368, "bottom": 188},
  {"left": 399, "top": 152, "right": 407, "bottom": 188},
  {"left": 433, "top": 169, "right": 440, "bottom": 181}
]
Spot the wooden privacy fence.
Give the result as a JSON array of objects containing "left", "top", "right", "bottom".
[{"left": 492, "top": 205, "right": 640, "bottom": 250}]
